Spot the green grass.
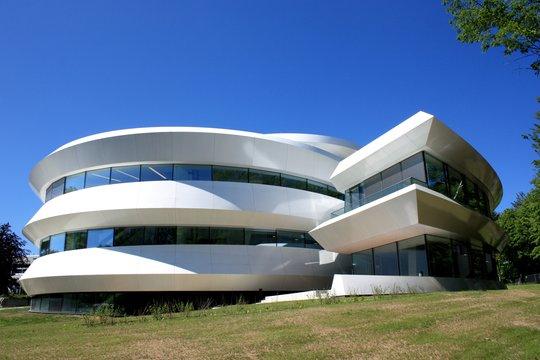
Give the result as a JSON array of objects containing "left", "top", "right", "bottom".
[{"left": 1, "top": 285, "right": 539, "bottom": 359}]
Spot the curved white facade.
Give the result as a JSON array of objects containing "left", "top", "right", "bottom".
[{"left": 21, "top": 112, "right": 507, "bottom": 313}]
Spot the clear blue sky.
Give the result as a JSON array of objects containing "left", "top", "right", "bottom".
[{"left": 0, "top": 1, "right": 537, "bottom": 253}]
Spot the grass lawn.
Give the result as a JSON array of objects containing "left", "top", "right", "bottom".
[{"left": 1, "top": 284, "right": 539, "bottom": 359}]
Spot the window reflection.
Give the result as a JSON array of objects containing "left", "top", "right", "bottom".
[
  {"left": 248, "top": 169, "right": 280, "bottom": 186},
  {"left": 174, "top": 165, "right": 211, "bottom": 181},
  {"left": 49, "top": 233, "right": 66, "bottom": 253},
  {"left": 85, "top": 168, "right": 111, "bottom": 188},
  {"left": 141, "top": 164, "right": 173, "bottom": 181},
  {"left": 110, "top": 165, "right": 140, "bottom": 184},
  {"left": 352, "top": 249, "right": 374, "bottom": 275},
  {"left": 64, "top": 173, "right": 85, "bottom": 193},
  {"left": 398, "top": 236, "right": 428, "bottom": 276},
  {"left": 65, "top": 232, "right": 87, "bottom": 251},
  {"left": 373, "top": 243, "right": 399, "bottom": 275},
  {"left": 87, "top": 229, "right": 113, "bottom": 248}
]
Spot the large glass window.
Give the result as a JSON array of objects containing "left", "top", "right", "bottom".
[
  {"left": 144, "top": 227, "right": 176, "bottom": 245},
  {"left": 425, "top": 153, "right": 448, "bottom": 196},
  {"left": 280, "top": 174, "right": 307, "bottom": 191},
  {"left": 174, "top": 165, "right": 212, "bottom": 181},
  {"left": 177, "top": 227, "right": 211, "bottom": 244},
  {"left": 373, "top": 243, "right": 399, "bottom": 275},
  {"left": 212, "top": 166, "right": 248, "bottom": 183},
  {"left": 307, "top": 180, "right": 329, "bottom": 196},
  {"left": 484, "top": 245, "right": 497, "bottom": 280},
  {"left": 248, "top": 169, "right": 280, "bottom": 186},
  {"left": 64, "top": 231, "right": 87, "bottom": 251},
  {"left": 478, "top": 190, "right": 489, "bottom": 216},
  {"left": 49, "top": 178, "right": 65, "bottom": 200},
  {"left": 64, "top": 173, "right": 85, "bottom": 193},
  {"left": 110, "top": 165, "right": 140, "bottom": 184},
  {"left": 85, "top": 168, "right": 111, "bottom": 188},
  {"left": 40, "top": 237, "right": 50, "bottom": 256},
  {"left": 141, "top": 164, "right": 173, "bottom": 181},
  {"left": 464, "top": 178, "right": 479, "bottom": 212},
  {"left": 305, "top": 233, "right": 322, "bottom": 249},
  {"left": 381, "top": 163, "right": 402, "bottom": 189},
  {"left": 398, "top": 236, "right": 428, "bottom": 276},
  {"left": 210, "top": 228, "right": 245, "bottom": 245},
  {"left": 452, "top": 239, "right": 470, "bottom": 277},
  {"left": 87, "top": 229, "right": 114, "bottom": 248},
  {"left": 469, "top": 239, "right": 484, "bottom": 278},
  {"left": 401, "top": 153, "right": 426, "bottom": 182},
  {"left": 362, "top": 173, "right": 382, "bottom": 199},
  {"left": 277, "top": 231, "right": 305, "bottom": 248},
  {"left": 447, "top": 166, "right": 465, "bottom": 204},
  {"left": 352, "top": 249, "right": 374, "bottom": 275},
  {"left": 327, "top": 186, "right": 344, "bottom": 200},
  {"left": 345, "top": 186, "right": 361, "bottom": 211},
  {"left": 49, "top": 233, "right": 66, "bottom": 253},
  {"left": 245, "top": 229, "right": 276, "bottom": 246},
  {"left": 426, "top": 235, "right": 454, "bottom": 277},
  {"left": 114, "top": 227, "right": 144, "bottom": 246}
]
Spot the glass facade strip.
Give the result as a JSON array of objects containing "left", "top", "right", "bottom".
[
  {"left": 177, "top": 227, "right": 211, "bottom": 245},
  {"left": 352, "top": 249, "right": 374, "bottom": 275},
  {"left": 87, "top": 229, "right": 114, "bottom": 248},
  {"left": 45, "top": 165, "right": 343, "bottom": 201},
  {"left": 64, "top": 231, "right": 87, "bottom": 251},
  {"left": 210, "top": 228, "right": 245, "bottom": 245},
  {"left": 212, "top": 166, "right": 249, "bottom": 183},
  {"left": 342, "top": 151, "right": 492, "bottom": 218},
  {"left": 113, "top": 227, "right": 145, "bottom": 247},
  {"left": 49, "top": 233, "right": 66, "bottom": 253},
  {"left": 173, "top": 165, "right": 212, "bottom": 181},
  {"left": 141, "top": 164, "right": 173, "bottom": 181},
  {"left": 351, "top": 235, "right": 498, "bottom": 280},
  {"left": 245, "top": 229, "right": 277, "bottom": 246},
  {"left": 110, "top": 165, "right": 141, "bottom": 184},
  {"left": 398, "top": 235, "right": 428, "bottom": 276},
  {"left": 248, "top": 169, "right": 281, "bottom": 186},
  {"left": 64, "top": 173, "right": 85, "bottom": 193},
  {"left": 373, "top": 242, "right": 399, "bottom": 275},
  {"left": 144, "top": 227, "right": 177, "bottom": 245}
]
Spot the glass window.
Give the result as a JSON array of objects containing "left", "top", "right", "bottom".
[
  {"left": 398, "top": 236, "right": 428, "bottom": 276},
  {"left": 87, "top": 229, "right": 114, "bottom": 248},
  {"left": 426, "top": 235, "right": 454, "bottom": 277},
  {"left": 210, "top": 228, "right": 245, "bottom": 245},
  {"left": 425, "top": 153, "right": 448, "bottom": 196},
  {"left": 464, "top": 178, "right": 479, "bottom": 211},
  {"left": 245, "top": 229, "right": 276, "bottom": 246},
  {"left": 144, "top": 227, "right": 177, "bottom": 245},
  {"left": 373, "top": 243, "right": 399, "bottom": 275},
  {"left": 307, "top": 180, "right": 329, "bottom": 196},
  {"left": 277, "top": 231, "right": 305, "bottom": 248},
  {"left": 177, "top": 227, "right": 210, "bottom": 244},
  {"left": 114, "top": 227, "right": 144, "bottom": 246},
  {"left": 49, "top": 178, "right": 65, "bottom": 199},
  {"left": 352, "top": 249, "right": 374, "bottom": 275},
  {"left": 327, "top": 186, "right": 343, "bottom": 200},
  {"left": 40, "top": 237, "right": 50, "bottom": 256},
  {"left": 345, "top": 186, "right": 361, "bottom": 211},
  {"left": 141, "top": 164, "right": 173, "bottom": 181},
  {"left": 469, "top": 239, "right": 484, "bottom": 278},
  {"left": 362, "top": 173, "right": 382, "bottom": 199},
  {"left": 110, "top": 165, "right": 140, "bottom": 184},
  {"left": 478, "top": 189, "right": 489, "bottom": 216},
  {"left": 174, "top": 165, "right": 212, "bottom": 181},
  {"left": 65, "top": 231, "right": 87, "bottom": 251},
  {"left": 280, "top": 174, "right": 307, "bottom": 191},
  {"left": 447, "top": 166, "right": 465, "bottom": 204},
  {"left": 49, "top": 233, "right": 66, "bottom": 253},
  {"left": 212, "top": 166, "right": 248, "bottom": 183},
  {"left": 45, "top": 186, "right": 53, "bottom": 202},
  {"left": 85, "top": 168, "right": 111, "bottom": 188},
  {"left": 401, "top": 152, "right": 426, "bottom": 182},
  {"left": 305, "top": 233, "right": 322, "bottom": 249},
  {"left": 64, "top": 173, "right": 85, "bottom": 193},
  {"left": 381, "top": 163, "right": 402, "bottom": 189},
  {"left": 248, "top": 169, "right": 280, "bottom": 186},
  {"left": 484, "top": 245, "right": 497, "bottom": 280},
  {"left": 452, "top": 239, "right": 470, "bottom": 277}
]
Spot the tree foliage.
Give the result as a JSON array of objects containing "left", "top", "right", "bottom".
[
  {"left": 443, "top": 0, "right": 540, "bottom": 74},
  {"left": 0, "top": 223, "right": 28, "bottom": 294},
  {"left": 496, "top": 104, "right": 540, "bottom": 282}
]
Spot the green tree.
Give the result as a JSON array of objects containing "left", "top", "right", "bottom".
[
  {"left": 443, "top": 0, "right": 540, "bottom": 75},
  {"left": 0, "top": 223, "right": 28, "bottom": 294}
]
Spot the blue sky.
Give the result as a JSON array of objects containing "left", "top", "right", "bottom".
[{"left": 0, "top": 1, "right": 537, "bottom": 253}]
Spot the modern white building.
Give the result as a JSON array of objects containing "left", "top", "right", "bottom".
[{"left": 20, "top": 111, "right": 506, "bottom": 313}]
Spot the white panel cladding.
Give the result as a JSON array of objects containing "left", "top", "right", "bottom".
[
  {"left": 309, "top": 184, "right": 506, "bottom": 254},
  {"left": 23, "top": 181, "right": 343, "bottom": 244},
  {"left": 330, "top": 111, "right": 503, "bottom": 209},
  {"left": 19, "top": 245, "right": 352, "bottom": 296},
  {"left": 30, "top": 128, "right": 346, "bottom": 201}
]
